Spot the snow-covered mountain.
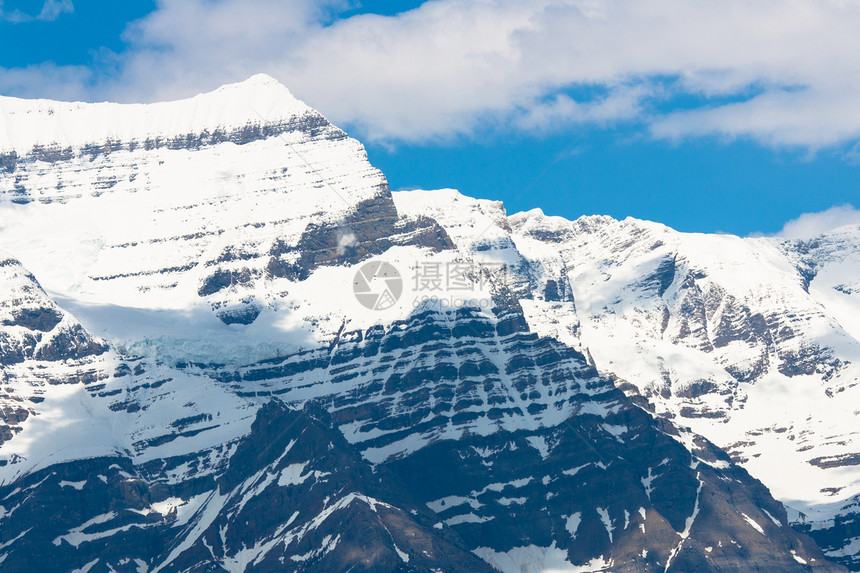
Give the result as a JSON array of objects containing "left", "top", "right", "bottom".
[
  {"left": 506, "top": 206, "right": 860, "bottom": 567},
  {"left": 0, "top": 76, "right": 856, "bottom": 572}
]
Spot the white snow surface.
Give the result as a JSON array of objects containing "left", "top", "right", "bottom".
[{"left": 0, "top": 74, "right": 400, "bottom": 363}]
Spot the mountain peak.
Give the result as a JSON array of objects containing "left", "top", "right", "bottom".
[
  {"left": 230, "top": 72, "right": 289, "bottom": 89},
  {"left": 209, "top": 73, "right": 296, "bottom": 100},
  {"left": 0, "top": 74, "right": 313, "bottom": 154}
]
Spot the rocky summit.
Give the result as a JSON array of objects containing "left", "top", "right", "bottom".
[{"left": 0, "top": 76, "right": 857, "bottom": 572}]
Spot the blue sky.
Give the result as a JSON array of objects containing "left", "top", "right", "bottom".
[{"left": 1, "top": 0, "right": 859, "bottom": 236}]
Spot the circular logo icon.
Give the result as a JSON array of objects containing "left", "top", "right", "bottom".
[{"left": 353, "top": 260, "right": 403, "bottom": 311}]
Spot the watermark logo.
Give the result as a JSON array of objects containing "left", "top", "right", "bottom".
[
  {"left": 411, "top": 261, "right": 505, "bottom": 293},
  {"left": 354, "top": 259, "right": 507, "bottom": 312},
  {"left": 353, "top": 260, "right": 403, "bottom": 310}
]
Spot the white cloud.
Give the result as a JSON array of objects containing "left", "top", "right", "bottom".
[
  {"left": 4, "top": 0, "right": 860, "bottom": 146},
  {"left": 38, "top": 0, "right": 73, "bottom": 22},
  {"left": 513, "top": 85, "right": 649, "bottom": 133},
  {"left": 0, "top": 0, "right": 73, "bottom": 23},
  {"left": 0, "top": 63, "right": 91, "bottom": 101},
  {"left": 777, "top": 205, "right": 860, "bottom": 239}
]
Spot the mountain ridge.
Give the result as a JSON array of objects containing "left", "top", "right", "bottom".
[{"left": 0, "top": 74, "right": 306, "bottom": 154}]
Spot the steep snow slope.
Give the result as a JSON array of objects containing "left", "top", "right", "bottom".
[
  {"left": 0, "top": 74, "right": 450, "bottom": 357},
  {"left": 0, "top": 253, "right": 258, "bottom": 483}
]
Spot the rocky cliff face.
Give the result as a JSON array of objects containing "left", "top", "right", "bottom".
[
  {"left": 0, "top": 261, "right": 841, "bottom": 571},
  {"left": 0, "top": 76, "right": 855, "bottom": 571}
]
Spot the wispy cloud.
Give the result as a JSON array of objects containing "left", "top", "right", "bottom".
[
  {"left": 0, "top": 62, "right": 91, "bottom": 101},
  {"left": 4, "top": 0, "right": 860, "bottom": 148},
  {"left": 38, "top": 0, "right": 73, "bottom": 21},
  {"left": 777, "top": 204, "right": 860, "bottom": 239},
  {"left": 0, "top": 0, "right": 73, "bottom": 23}
]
